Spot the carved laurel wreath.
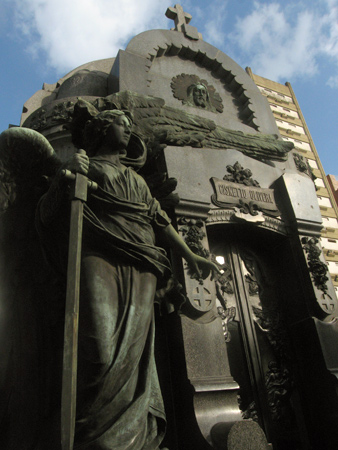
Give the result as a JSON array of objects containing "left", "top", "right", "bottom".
[{"left": 171, "top": 73, "right": 224, "bottom": 113}]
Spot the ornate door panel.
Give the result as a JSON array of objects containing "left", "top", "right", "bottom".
[{"left": 211, "top": 229, "right": 308, "bottom": 450}]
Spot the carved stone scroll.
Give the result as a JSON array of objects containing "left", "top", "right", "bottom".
[{"left": 210, "top": 178, "right": 280, "bottom": 217}]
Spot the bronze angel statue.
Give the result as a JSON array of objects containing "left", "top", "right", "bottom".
[{"left": 0, "top": 98, "right": 218, "bottom": 450}]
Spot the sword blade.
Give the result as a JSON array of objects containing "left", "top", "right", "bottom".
[{"left": 61, "top": 171, "right": 88, "bottom": 450}]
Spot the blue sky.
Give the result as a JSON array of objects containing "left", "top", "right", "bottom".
[{"left": 1, "top": 0, "right": 337, "bottom": 176}]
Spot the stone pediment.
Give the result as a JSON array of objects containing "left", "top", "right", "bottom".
[{"left": 109, "top": 29, "right": 279, "bottom": 136}]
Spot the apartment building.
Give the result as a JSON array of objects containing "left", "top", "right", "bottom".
[
  {"left": 246, "top": 68, "right": 338, "bottom": 299},
  {"left": 327, "top": 174, "right": 338, "bottom": 208}
]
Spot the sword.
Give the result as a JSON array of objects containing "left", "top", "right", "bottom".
[{"left": 61, "top": 150, "right": 97, "bottom": 450}]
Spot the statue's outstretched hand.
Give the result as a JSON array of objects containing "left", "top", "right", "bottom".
[
  {"left": 163, "top": 224, "right": 221, "bottom": 281},
  {"left": 186, "top": 253, "right": 221, "bottom": 281}
]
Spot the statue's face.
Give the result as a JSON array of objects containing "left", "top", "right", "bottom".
[
  {"left": 106, "top": 115, "right": 132, "bottom": 151},
  {"left": 193, "top": 84, "right": 207, "bottom": 107}
]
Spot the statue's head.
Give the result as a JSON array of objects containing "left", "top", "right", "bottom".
[
  {"left": 83, "top": 110, "right": 133, "bottom": 156},
  {"left": 72, "top": 98, "right": 146, "bottom": 170},
  {"left": 187, "top": 83, "right": 209, "bottom": 108}
]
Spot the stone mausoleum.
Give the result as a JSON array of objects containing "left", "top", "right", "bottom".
[{"left": 2, "top": 4, "right": 338, "bottom": 450}]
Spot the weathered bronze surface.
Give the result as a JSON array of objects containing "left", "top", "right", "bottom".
[
  {"left": 1, "top": 4, "right": 338, "bottom": 450},
  {"left": 0, "top": 102, "right": 217, "bottom": 449}
]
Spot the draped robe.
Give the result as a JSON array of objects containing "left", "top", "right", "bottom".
[{"left": 37, "top": 156, "right": 171, "bottom": 450}]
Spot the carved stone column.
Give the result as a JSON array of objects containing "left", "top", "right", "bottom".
[{"left": 171, "top": 213, "right": 242, "bottom": 448}]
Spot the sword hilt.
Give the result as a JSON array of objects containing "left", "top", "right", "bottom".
[
  {"left": 61, "top": 149, "right": 98, "bottom": 200},
  {"left": 61, "top": 169, "right": 98, "bottom": 192}
]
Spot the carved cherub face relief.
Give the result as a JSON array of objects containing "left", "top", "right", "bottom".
[{"left": 192, "top": 84, "right": 208, "bottom": 107}]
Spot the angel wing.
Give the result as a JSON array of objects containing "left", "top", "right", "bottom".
[
  {"left": 0, "top": 127, "right": 62, "bottom": 450},
  {"left": 71, "top": 91, "right": 291, "bottom": 210},
  {"left": 30, "top": 92, "right": 292, "bottom": 213},
  {"left": 0, "top": 127, "right": 59, "bottom": 212},
  {"left": 93, "top": 91, "right": 294, "bottom": 164},
  {"left": 22, "top": 90, "right": 293, "bottom": 170}
]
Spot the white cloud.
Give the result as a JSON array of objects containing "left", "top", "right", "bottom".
[
  {"left": 230, "top": 0, "right": 338, "bottom": 87},
  {"left": 12, "top": 0, "right": 169, "bottom": 73},
  {"left": 327, "top": 75, "right": 338, "bottom": 88},
  {"left": 320, "top": 0, "right": 338, "bottom": 86},
  {"left": 9, "top": 0, "right": 338, "bottom": 88},
  {"left": 201, "top": 0, "right": 228, "bottom": 47}
]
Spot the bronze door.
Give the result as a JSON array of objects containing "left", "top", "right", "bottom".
[{"left": 210, "top": 227, "right": 307, "bottom": 450}]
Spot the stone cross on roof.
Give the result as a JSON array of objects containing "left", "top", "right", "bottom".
[{"left": 165, "top": 4, "right": 202, "bottom": 40}]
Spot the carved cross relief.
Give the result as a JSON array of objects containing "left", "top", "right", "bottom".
[
  {"left": 166, "top": 4, "right": 192, "bottom": 30},
  {"left": 165, "top": 4, "right": 202, "bottom": 40},
  {"left": 192, "top": 285, "right": 212, "bottom": 312}
]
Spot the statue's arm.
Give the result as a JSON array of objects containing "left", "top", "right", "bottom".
[
  {"left": 162, "top": 224, "right": 219, "bottom": 279},
  {"left": 37, "top": 152, "right": 89, "bottom": 226}
]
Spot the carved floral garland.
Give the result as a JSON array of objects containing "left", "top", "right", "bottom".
[{"left": 301, "top": 237, "right": 331, "bottom": 299}]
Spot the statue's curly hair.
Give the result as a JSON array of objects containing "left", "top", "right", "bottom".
[
  {"left": 83, "top": 110, "right": 133, "bottom": 155},
  {"left": 71, "top": 98, "right": 133, "bottom": 156},
  {"left": 83, "top": 109, "right": 133, "bottom": 156}
]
